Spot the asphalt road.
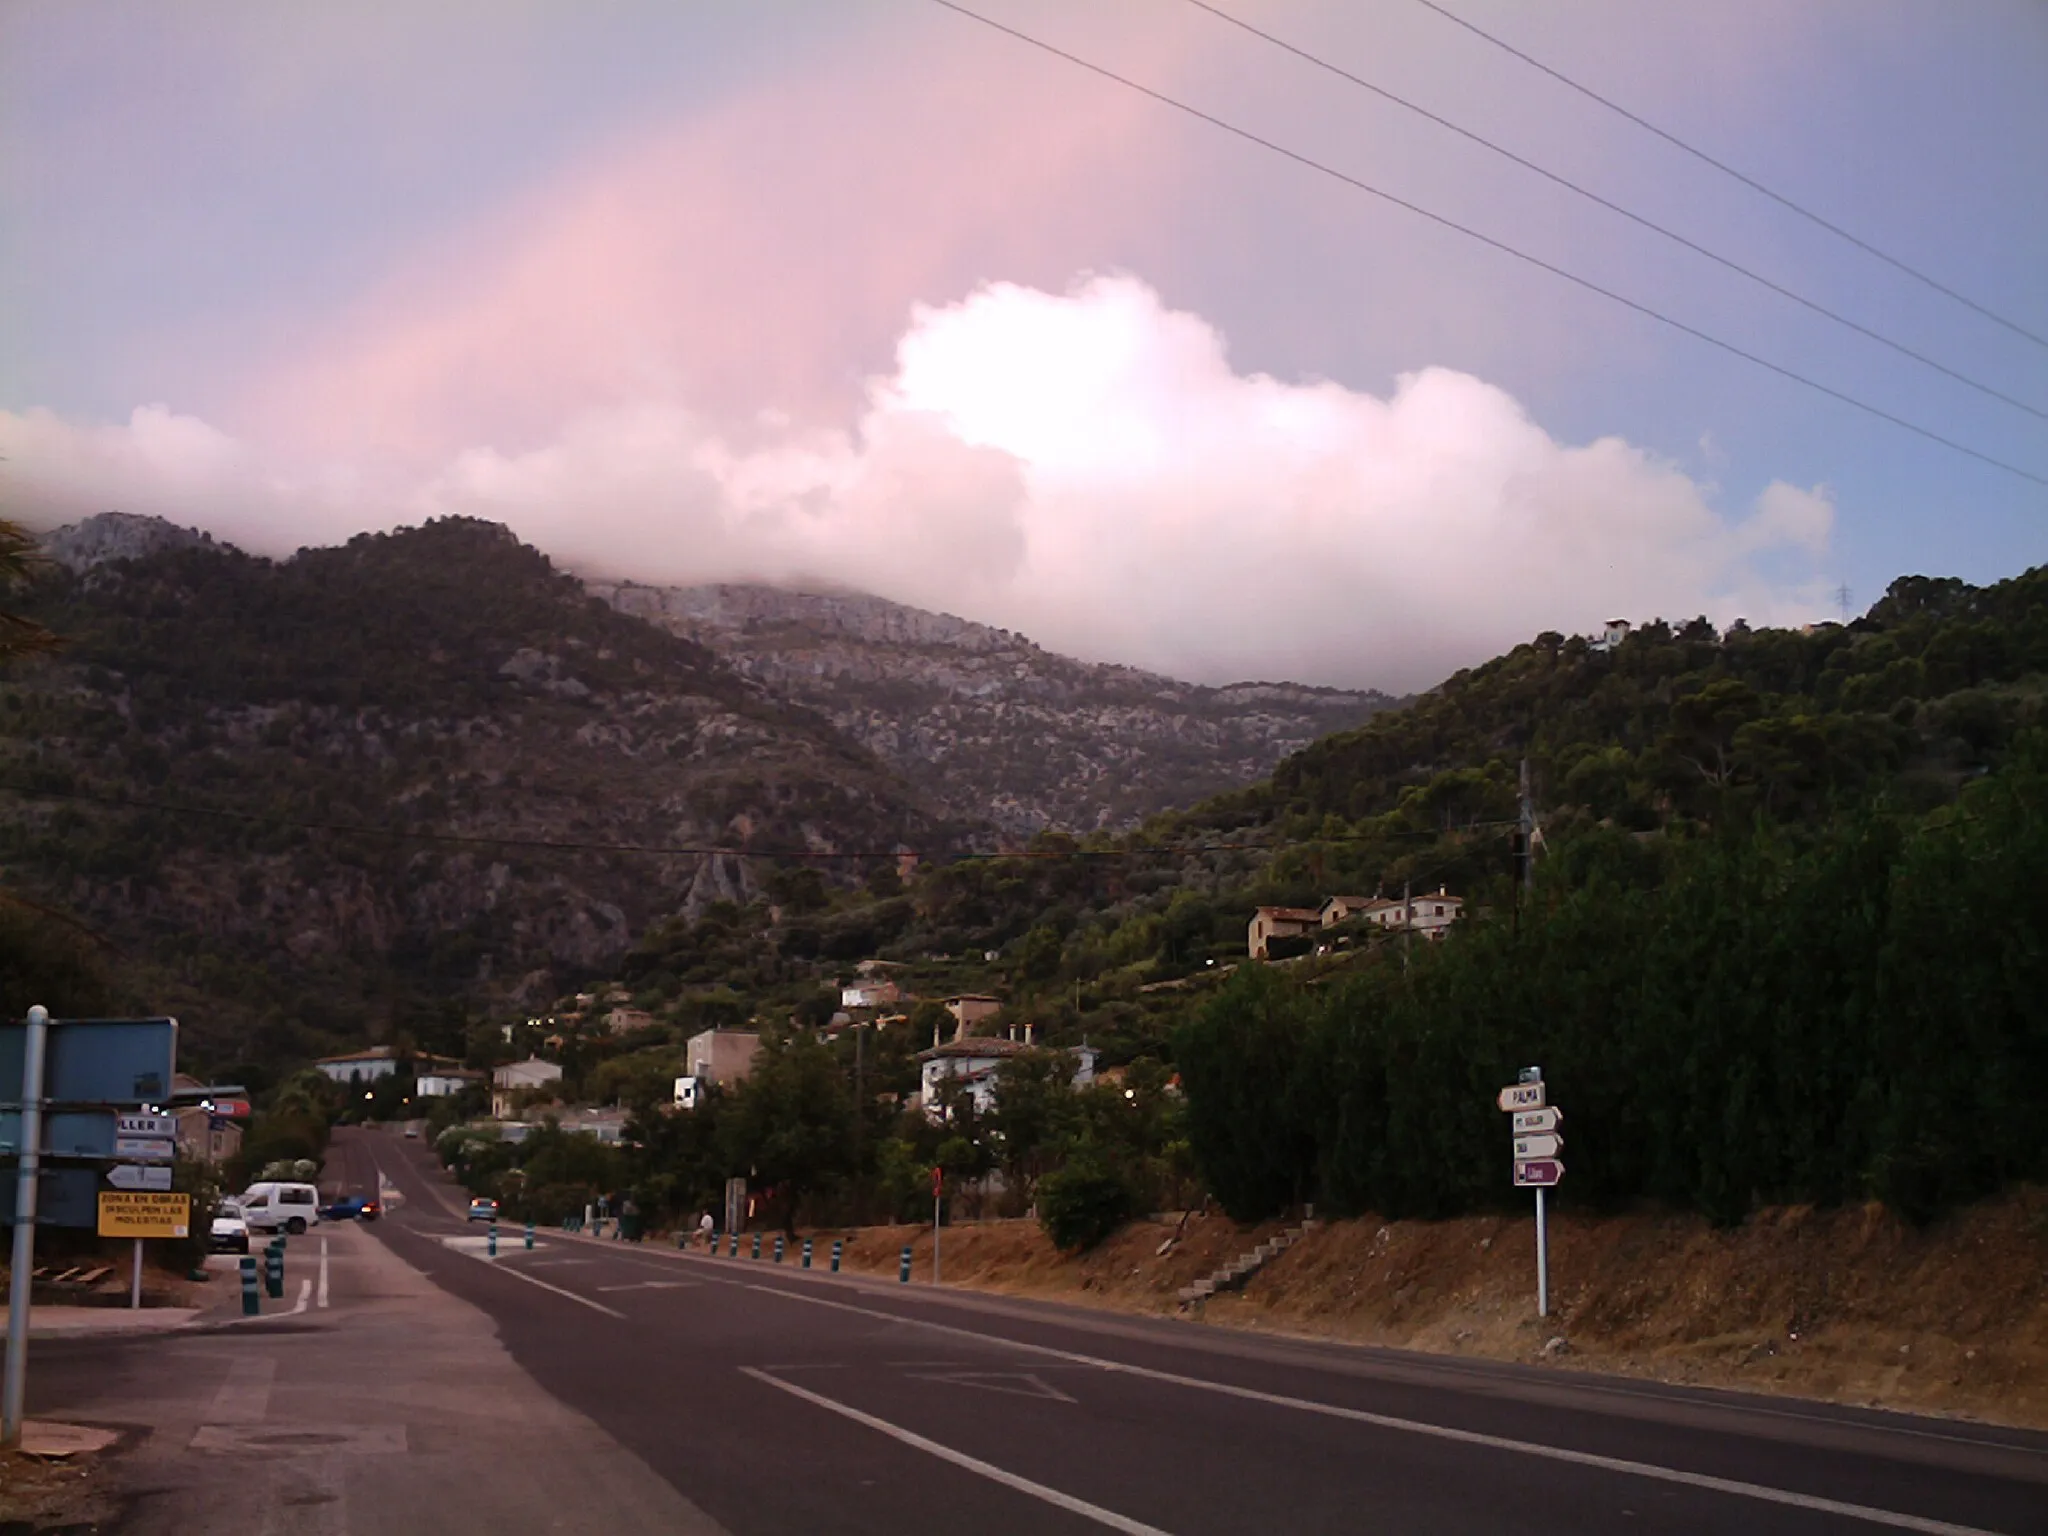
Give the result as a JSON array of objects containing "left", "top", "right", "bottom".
[{"left": 336, "top": 1127, "right": 2048, "bottom": 1536}]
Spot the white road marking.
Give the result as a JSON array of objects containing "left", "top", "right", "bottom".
[
  {"left": 460, "top": 1250, "right": 625, "bottom": 1318},
  {"left": 743, "top": 1368, "right": 1169, "bottom": 1535},
  {"left": 734, "top": 1283, "right": 2003, "bottom": 1536},
  {"left": 595, "top": 1280, "right": 696, "bottom": 1292},
  {"left": 288, "top": 1278, "right": 313, "bottom": 1315},
  {"left": 205, "top": 1355, "right": 276, "bottom": 1424},
  {"left": 317, "top": 1237, "right": 330, "bottom": 1309}
]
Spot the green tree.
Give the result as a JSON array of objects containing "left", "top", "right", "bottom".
[{"left": 720, "top": 1030, "right": 856, "bottom": 1233}]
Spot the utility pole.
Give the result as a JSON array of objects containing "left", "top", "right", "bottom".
[
  {"left": 1402, "top": 878, "right": 1412, "bottom": 972},
  {"left": 1519, "top": 757, "right": 1535, "bottom": 898}
]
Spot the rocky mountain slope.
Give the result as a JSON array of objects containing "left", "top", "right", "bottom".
[
  {"left": 590, "top": 580, "right": 1396, "bottom": 834},
  {"left": 0, "top": 516, "right": 950, "bottom": 1072}
]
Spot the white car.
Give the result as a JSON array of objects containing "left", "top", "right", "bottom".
[
  {"left": 210, "top": 1198, "right": 250, "bottom": 1254},
  {"left": 239, "top": 1180, "right": 320, "bottom": 1236}
]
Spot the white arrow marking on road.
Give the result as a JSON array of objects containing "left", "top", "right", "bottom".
[
  {"left": 596, "top": 1280, "right": 696, "bottom": 1292},
  {"left": 744, "top": 1369, "right": 1165, "bottom": 1535},
  {"left": 907, "top": 1370, "right": 1077, "bottom": 1402},
  {"left": 727, "top": 1281, "right": 1998, "bottom": 1535}
]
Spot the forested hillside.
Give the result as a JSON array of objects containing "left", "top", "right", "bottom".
[{"left": 0, "top": 517, "right": 951, "bottom": 1078}]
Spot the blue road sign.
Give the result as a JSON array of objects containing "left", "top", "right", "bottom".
[{"left": 0, "top": 1018, "right": 177, "bottom": 1106}]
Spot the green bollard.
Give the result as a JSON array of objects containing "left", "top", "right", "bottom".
[
  {"left": 750, "top": 1232, "right": 761, "bottom": 1260},
  {"left": 239, "top": 1255, "right": 260, "bottom": 1316},
  {"left": 525, "top": 1221, "right": 535, "bottom": 1251},
  {"left": 264, "top": 1243, "right": 283, "bottom": 1299},
  {"left": 728, "top": 1232, "right": 739, "bottom": 1257},
  {"left": 773, "top": 1234, "right": 785, "bottom": 1264},
  {"left": 899, "top": 1245, "right": 912, "bottom": 1283},
  {"left": 802, "top": 1237, "right": 813, "bottom": 1269},
  {"left": 675, "top": 1228, "right": 688, "bottom": 1250},
  {"left": 831, "top": 1239, "right": 842, "bottom": 1273},
  {"left": 488, "top": 1221, "right": 498, "bottom": 1258}
]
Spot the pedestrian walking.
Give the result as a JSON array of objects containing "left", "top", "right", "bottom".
[{"left": 697, "top": 1210, "right": 715, "bottom": 1249}]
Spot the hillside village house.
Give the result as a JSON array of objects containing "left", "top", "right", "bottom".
[
  {"left": 314, "top": 1045, "right": 401, "bottom": 1085},
  {"left": 942, "top": 995, "right": 1003, "bottom": 1036},
  {"left": 917, "top": 1036, "right": 1099, "bottom": 1121},
  {"left": 491, "top": 1057, "right": 564, "bottom": 1119},
  {"left": 1251, "top": 891, "right": 1465, "bottom": 957},
  {"left": 840, "top": 979, "right": 902, "bottom": 1010},
  {"left": 684, "top": 1028, "right": 761, "bottom": 1088},
  {"left": 1247, "top": 907, "right": 1321, "bottom": 960},
  {"left": 416, "top": 1067, "right": 485, "bottom": 1098}
]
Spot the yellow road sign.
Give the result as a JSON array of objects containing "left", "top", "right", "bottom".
[{"left": 96, "top": 1191, "right": 190, "bottom": 1239}]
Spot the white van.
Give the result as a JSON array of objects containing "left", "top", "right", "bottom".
[{"left": 239, "top": 1181, "right": 320, "bottom": 1235}]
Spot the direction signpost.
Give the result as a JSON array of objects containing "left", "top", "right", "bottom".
[
  {"left": 1498, "top": 1067, "right": 1563, "bottom": 1318},
  {"left": 4, "top": 1010, "right": 180, "bottom": 1447},
  {"left": 106, "top": 1164, "right": 173, "bottom": 1193}
]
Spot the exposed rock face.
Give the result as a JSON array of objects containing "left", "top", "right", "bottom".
[
  {"left": 3, "top": 516, "right": 947, "bottom": 1063},
  {"left": 40, "top": 511, "right": 218, "bottom": 571},
  {"left": 591, "top": 581, "right": 1397, "bottom": 834}
]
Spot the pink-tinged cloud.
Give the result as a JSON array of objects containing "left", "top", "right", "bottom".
[
  {"left": 239, "top": 16, "right": 1197, "bottom": 470},
  {"left": 2, "top": 275, "right": 1835, "bottom": 691}
]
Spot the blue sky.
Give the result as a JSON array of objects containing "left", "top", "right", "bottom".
[{"left": 2, "top": 1, "right": 2042, "bottom": 688}]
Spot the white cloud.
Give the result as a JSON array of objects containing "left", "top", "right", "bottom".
[{"left": 2, "top": 275, "right": 1831, "bottom": 691}]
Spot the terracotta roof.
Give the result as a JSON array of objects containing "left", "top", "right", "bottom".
[
  {"left": 1253, "top": 906, "right": 1322, "bottom": 922},
  {"left": 917, "top": 1037, "right": 1041, "bottom": 1062}
]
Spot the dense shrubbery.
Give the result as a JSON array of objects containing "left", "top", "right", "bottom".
[
  {"left": 1178, "top": 735, "right": 2048, "bottom": 1226},
  {"left": 1036, "top": 1156, "right": 1136, "bottom": 1252}
]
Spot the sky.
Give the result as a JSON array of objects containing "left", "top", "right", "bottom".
[{"left": 2, "top": 0, "right": 2043, "bottom": 691}]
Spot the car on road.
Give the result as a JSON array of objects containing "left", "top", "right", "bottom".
[
  {"left": 319, "top": 1195, "right": 380, "bottom": 1222},
  {"left": 240, "top": 1180, "right": 321, "bottom": 1236},
  {"left": 466, "top": 1197, "right": 500, "bottom": 1222},
  {"left": 209, "top": 1198, "right": 250, "bottom": 1254}
]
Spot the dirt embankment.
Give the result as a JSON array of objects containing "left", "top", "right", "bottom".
[{"left": 820, "top": 1186, "right": 2048, "bottom": 1428}]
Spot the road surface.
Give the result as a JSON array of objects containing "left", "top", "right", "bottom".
[{"left": 333, "top": 1127, "right": 2048, "bottom": 1536}]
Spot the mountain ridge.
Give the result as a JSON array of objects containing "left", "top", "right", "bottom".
[{"left": 591, "top": 578, "right": 1397, "bottom": 834}]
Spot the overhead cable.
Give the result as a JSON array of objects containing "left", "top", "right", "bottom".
[
  {"left": 926, "top": 0, "right": 2047, "bottom": 489},
  {"left": 1180, "top": 0, "right": 2047, "bottom": 422},
  {"left": 1409, "top": 0, "right": 2048, "bottom": 353}
]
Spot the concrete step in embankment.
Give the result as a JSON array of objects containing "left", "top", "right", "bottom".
[{"left": 1177, "top": 1221, "right": 1314, "bottom": 1308}]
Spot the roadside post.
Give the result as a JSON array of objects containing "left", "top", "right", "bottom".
[
  {"left": 488, "top": 1220, "right": 498, "bottom": 1259},
  {"left": 751, "top": 1232, "right": 761, "bottom": 1260},
  {"left": 830, "top": 1239, "right": 842, "bottom": 1273},
  {"left": 898, "top": 1245, "right": 911, "bottom": 1283},
  {"left": 801, "top": 1237, "right": 813, "bottom": 1269},
  {"left": 525, "top": 1220, "right": 534, "bottom": 1251},
  {"left": 932, "top": 1165, "right": 943, "bottom": 1286},
  {"left": 773, "top": 1234, "right": 785, "bottom": 1264},
  {"left": 1497, "top": 1068, "right": 1563, "bottom": 1317},
  {"left": 264, "top": 1241, "right": 283, "bottom": 1299},
  {"left": 728, "top": 1233, "right": 739, "bottom": 1257},
  {"left": 239, "top": 1255, "right": 260, "bottom": 1316}
]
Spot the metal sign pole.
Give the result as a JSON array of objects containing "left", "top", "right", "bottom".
[
  {"left": 932, "top": 1167, "right": 942, "bottom": 1287},
  {"left": 4, "top": 1004, "right": 51, "bottom": 1448},
  {"left": 1535, "top": 1187, "right": 1549, "bottom": 1318},
  {"left": 130, "top": 1238, "right": 144, "bottom": 1310}
]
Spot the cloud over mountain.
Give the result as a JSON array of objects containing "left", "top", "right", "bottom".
[{"left": 3, "top": 275, "right": 1829, "bottom": 691}]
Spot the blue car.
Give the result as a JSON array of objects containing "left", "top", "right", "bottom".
[{"left": 319, "top": 1195, "right": 380, "bottom": 1222}]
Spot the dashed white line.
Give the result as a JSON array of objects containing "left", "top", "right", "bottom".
[
  {"left": 317, "top": 1236, "right": 330, "bottom": 1309},
  {"left": 288, "top": 1277, "right": 312, "bottom": 1315}
]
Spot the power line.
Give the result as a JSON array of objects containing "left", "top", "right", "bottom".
[
  {"left": 1178, "top": 0, "right": 2048, "bottom": 422},
  {"left": 927, "top": 0, "right": 2047, "bottom": 488},
  {"left": 0, "top": 777, "right": 1518, "bottom": 865},
  {"left": 1409, "top": 0, "right": 2048, "bottom": 354}
]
